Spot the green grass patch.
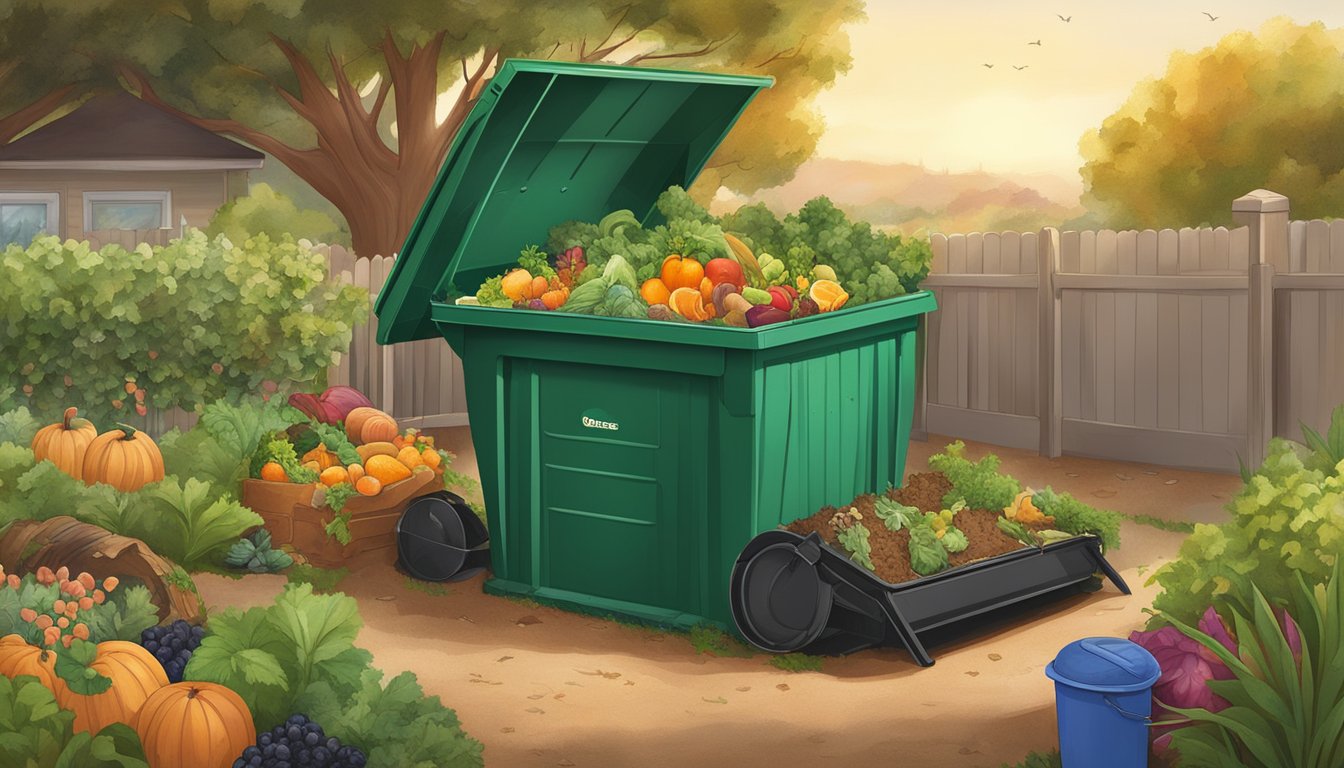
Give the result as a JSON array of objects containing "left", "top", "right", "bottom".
[
  {"left": 1123, "top": 513, "right": 1196, "bottom": 534},
  {"left": 403, "top": 577, "right": 452, "bottom": 597},
  {"left": 688, "top": 625, "right": 755, "bottom": 658},
  {"left": 1001, "top": 751, "right": 1061, "bottom": 768},
  {"left": 503, "top": 595, "right": 542, "bottom": 609},
  {"left": 287, "top": 564, "right": 349, "bottom": 594},
  {"left": 769, "top": 653, "right": 823, "bottom": 673}
]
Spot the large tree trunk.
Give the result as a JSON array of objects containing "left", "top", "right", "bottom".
[
  {"left": 0, "top": 516, "right": 202, "bottom": 625},
  {"left": 121, "top": 36, "right": 498, "bottom": 261}
]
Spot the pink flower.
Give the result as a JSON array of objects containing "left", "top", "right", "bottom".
[{"left": 1279, "top": 609, "right": 1303, "bottom": 660}]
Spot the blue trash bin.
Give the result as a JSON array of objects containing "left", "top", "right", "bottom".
[{"left": 1045, "top": 637, "right": 1161, "bottom": 768}]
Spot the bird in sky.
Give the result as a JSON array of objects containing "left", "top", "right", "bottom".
[
  {"left": 1203, "top": 11, "right": 1219, "bottom": 20},
  {"left": 1013, "top": 65, "right": 1029, "bottom": 70},
  {"left": 1029, "top": 39, "right": 1042, "bottom": 45},
  {"left": 1057, "top": 14, "right": 1071, "bottom": 22},
  {"left": 983, "top": 63, "right": 994, "bottom": 68}
]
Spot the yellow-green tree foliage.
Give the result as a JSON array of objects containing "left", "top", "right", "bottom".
[{"left": 1080, "top": 19, "right": 1344, "bottom": 229}]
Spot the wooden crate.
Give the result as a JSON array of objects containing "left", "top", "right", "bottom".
[{"left": 241, "top": 470, "right": 440, "bottom": 568}]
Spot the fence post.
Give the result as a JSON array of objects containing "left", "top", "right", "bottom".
[
  {"left": 1038, "top": 227, "right": 1062, "bottom": 457},
  {"left": 1234, "top": 190, "right": 1288, "bottom": 469}
]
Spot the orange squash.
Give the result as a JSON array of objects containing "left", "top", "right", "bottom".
[
  {"left": 81, "top": 425, "right": 164, "bottom": 492},
  {"left": 55, "top": 640, "right": 168, "bottom": 734},
  {"left": 0, "top": 635, "right": 60, "bottom": 692},
  {"left": 420, "top": 448, "right": 442, "bottom": 469},
  {"left": 668, "top": 287, "right": 712, "bottom": 322},
  {"left": 500, "top": 269, "right": 534, "bottom": 302},
  {"left": 396, "top": 446, "right": 424, "bottom": 470},
  {"left": 540, "top": 287, "right": 569, "bottom": 310},
  {"left": 346, "top": 463, "right": 365, "bottom": 484},
  {"left": 355, "top": 475, "right": 382, "bottom": 496},
  {"left": 364, "top": 454, "right": 411, "bottom": 486},
  {"left": 301, "top": 444, "right": 339, "bottom": 471},
  {"left": 31, "top": 407, "right": 98, "bottom": 481},
  {"left": 660, "top": 255, "right": 705, "bottom": 292},
  {"left": 320, "top": 466, "right": 349, "bottom": 487},
  {"left": 344, "top": 407, "right": 398, "bottom": 445},
  {"left": 133, "top": 682, "right": 256, "bottom": 768}
]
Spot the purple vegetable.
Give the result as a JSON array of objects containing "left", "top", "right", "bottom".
[
  {"left": 527, "top": 298, "right": 548, "bottom": 311},
  {"left": 745, "top": 305, "right": 791, "bottom": 328},
  {"left": 1129, "top": 622, "right": 1232, "bottom": 715}
]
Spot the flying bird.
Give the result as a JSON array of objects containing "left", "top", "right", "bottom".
[
  {"left": 1014, "top": 65, "right": 1029, "bottom": 70},
  {"left": 1057, "top": 14, "right": 1071, "bottom": 22},
  {"left": 1203, "top": 11, "right": 1219, "bottom": 20},
  {"left": 1029, "top": 39, "right": 1042, "bottom": 46},
  {"left": 983, "top": 63, "right": 995, "bottom": 68}
]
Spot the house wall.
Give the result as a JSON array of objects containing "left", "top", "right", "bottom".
[{"left": 0, "top": 169, "right": 232, "bottom": 237}]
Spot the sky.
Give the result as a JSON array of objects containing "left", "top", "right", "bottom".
[{"left": 813, "top": 0, "right": 1344, "bottom": 181}]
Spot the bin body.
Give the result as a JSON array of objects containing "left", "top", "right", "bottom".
[
  {"left": 373, "top": 58, "right": 937, "bottom": 630},
  {"left": 1046, "top": 637, "right": 1160, "bottom": 768},
  {"left": 437, "top": 294, "right": 931, "bottom": 628}
]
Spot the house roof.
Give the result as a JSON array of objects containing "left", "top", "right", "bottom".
[{"left": 0, "top": 92, "right": 264, "bottom": 171}]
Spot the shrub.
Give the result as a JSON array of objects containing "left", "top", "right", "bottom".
[
  {"left": 0, "top": 230, "right": 367, "bottom": 427},
  {"left": 0, "top": 675, "right": 149, "bottom": 767},
  {"left": 206, "top": 182, "right": 345, "bottom": 246},
  {"left": 929, "top": 441, "right": 1022, "bottom": 511},
  {"left": 1149, "top": 436, "right": 1344, "bottom": 626}
]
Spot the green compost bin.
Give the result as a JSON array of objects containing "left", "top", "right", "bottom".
[{"left": 375, "top": 59, "right": 936, "bottom": 631}]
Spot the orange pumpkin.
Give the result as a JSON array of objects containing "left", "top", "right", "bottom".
[
  {"left": 81, "top": 425, "right": 164, "bottom": 492},
  {"left": 396, "top": 445, "right": 424, "bottom": 470},
  {"left": 31, "top": 407, "right": 98, "bottom": 481},
  {"left": 55, "top": 640, "right": 168, "bottom": 734},
  {"left": 364, "top": 454, "right": 411, "bottom": 485},
  {"left": 0, "top": 634, "right": 60, "bottom": 692},
  {"left": 134, "top": 682, "right": 256, "bottom": 768},
  {"left": 301, "top": 444, "right": 339, "bottom": 471},
  {"left": 660, "top": 255, "right": 705, "bottom": 292},
  {"left": 346, "top": 463, "right": 365, "bottom": 484},
  {"left": 344, "top": 407, "right": 398, "bottom": 445}
]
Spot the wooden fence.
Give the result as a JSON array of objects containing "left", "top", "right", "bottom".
[
  {"left": 921, "top": 189, "right": 1344, "bottom": 473},
  {"left": 324, "top": 246, "right": 469, "bottom": 429}
]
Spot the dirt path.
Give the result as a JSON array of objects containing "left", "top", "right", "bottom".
[{"left": 196, "top": 435, "right": 1242, "bottom": 768}]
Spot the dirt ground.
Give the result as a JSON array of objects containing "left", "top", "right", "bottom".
[{"left": 195, "top": 432, "right": 1243, "bottom": 768}]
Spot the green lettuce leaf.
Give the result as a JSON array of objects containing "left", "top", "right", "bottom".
[{"left": 0, "top": 407, "right": 40, "bottom": 446}]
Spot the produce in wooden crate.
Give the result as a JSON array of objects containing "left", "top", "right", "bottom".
[{"left": 344, "top": 407, "right": 398, "bottom": 445}]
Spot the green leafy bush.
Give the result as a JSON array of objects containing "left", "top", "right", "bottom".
[
  {"left": 0, "top": 407, "right": 39, "bottom": 445},
  {"left": 1032, "top": 487, "right": 1122, "bottom": 552},
  {"left": 1150, "top": 436, "right": 1344, "bottom": 626},
  {"left": 0, "top": 675, "right": 149, "bottom": 768},
  {"left": 299, "top": 669, "right": 485, "bottom": 768},
  {"left": 1158, "top": 564, "right": 1344, "bottom": 767},
  {"left": 928, "top": 441, "right": 1022, "bottom": 511},
  {"left": 1000, "top": 752, "right": 1061, "bottom": 768},
  {"left": 205, "top": 182, "right": 345, "bottom": 247},
  {"left": 0, "top": 231, "right": 367, "bottom": 427},
  {"left": 0, "top": 570, "right": 158, "bottom": 646}
]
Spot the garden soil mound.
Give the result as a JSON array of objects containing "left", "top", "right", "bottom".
[{"left": 785, "top": 472, "right": 1036, "bottom": 584}]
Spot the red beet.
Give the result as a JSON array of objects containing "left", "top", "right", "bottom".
[{"left": 746, "top": 305, "right": 791, "bottom": 327}]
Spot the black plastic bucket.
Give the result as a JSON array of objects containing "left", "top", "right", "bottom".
[
  {"left": 397, "top": 490, "right": 491, "bottom": 582},
  {"left": 730, "top": 530, "right": 1129, "bottom": 666}
]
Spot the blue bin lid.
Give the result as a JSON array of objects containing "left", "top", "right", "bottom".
[{"left": 1044, "top": 637, "right": 1161, "bottom": 693}]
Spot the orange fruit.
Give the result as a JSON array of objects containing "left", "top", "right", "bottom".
[
  {"left": 319, "top": 466, "right": 349, "bottom": 487},
  {"left": 808, "top": 279, "right": 850, "bottom": 312},
  {"left": 421, "top": 448, "right": 442, "bottom": 468},
  {"left": 355, "top": 475, "right": 382, "bottom": 496},
  {"left": 640, "top": 278, "right": 671, "bottom": 306},
  {"left": 660, "top": 255, "right": 705, "bottom": 292},
  {"left": 699, "top": 276, "right": 714, "bottom": 303},
  {"left": 347, "top": 464, "right": 365, "bottom": 484},
  {"left": 397, "top": 446, "right": 424, "bottom": 469},
  {"left": 259, "top": 462, "right": 287, "bottom": 482}
]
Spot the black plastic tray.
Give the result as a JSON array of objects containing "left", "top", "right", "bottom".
[{"left": 729, "top": 530, "right": 1128, "bottom": 667}]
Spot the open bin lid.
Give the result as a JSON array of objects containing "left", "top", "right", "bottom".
[{"left": 376, "top": 58, "right": 773, "bottom": 344}]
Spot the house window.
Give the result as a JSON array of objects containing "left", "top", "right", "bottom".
[
  {"left": 83, "top": 191, "right": 171, "bottom": 232},
  {"left": 0, "top": 192, "right": 59, "bottom": 247}
]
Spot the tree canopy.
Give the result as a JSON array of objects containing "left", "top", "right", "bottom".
[
  {"left": 0, "top": 0, "right": 860, "bottom": 259},
  {"left": 1080, "top": 19, "right": 1344, "bottom": 229}
]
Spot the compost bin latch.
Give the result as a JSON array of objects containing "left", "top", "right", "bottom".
[{"left": 793, "top": 533, "right": 823, "bottom": 566}]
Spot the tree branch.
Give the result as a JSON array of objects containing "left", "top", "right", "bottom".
[
  {"left": 583, "top": 30, "right": 642, "bottom": 62},
  {"left": 0, "top": 83, "right": 77, "bottom": 145},
  {"left": 624, "top": 35, "right": 736, "bottom": 65},
  {"left": 757, "top": 40, "right": 805, "bottom": 69},
  {"left": 368, "top": 76, "right": 392, "bottom": 124}
]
